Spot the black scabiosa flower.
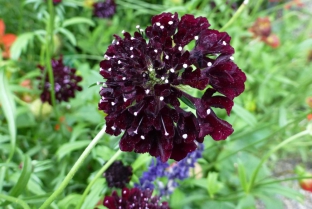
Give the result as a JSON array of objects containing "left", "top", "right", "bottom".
[
  {"left": 104, "top": 161, "right": 133, "bottom": 188},
  {"left": 93, "top": 0, "right": 116, "bottom": 18},
  {"left": 103, "top": 188, "right": 169, "bottom": 209},
  {"left": 38, "top": 57, "right": 82, "bottom": 104},
  {"left": 98, "top": 12, "right": 246, "bottom": 162}
]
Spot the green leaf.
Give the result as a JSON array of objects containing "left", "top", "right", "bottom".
[
  {"left": 56, "top": 140, "right": 91, "bottom": 160},
  {"left": 207, "top": 172, "right": 223, "bottom": 198},
  {"left": 58, "top": 194, "right": 82, "bottom": 209},
  {"left": 81, "top": 178, "right": 106, "bottom": 209},
  {"left": 170, "top": 188, "right": 186, "bottom": 209},
  {"left": 179, "top": 95, "right": 196, "bottom": 109},
  {"left": 57, "top": 28, "right": 76, "bottom": 45},
  {"left": 9, "top": 155, "right": 32, "bottom": 197},
  {"left": 237, "top": 162, "right": 248, "bottom": 192},
  {"left": 0, "top": 70, "right": 16, "bottom": 160},
  {"left": 232, "top": 104, "right": 257, "bottom": 126},
  {"left": 62, "top": 17, "right": 95, "bottom": 27},
  {"left": 132, "top": 153, "right": 152, "bottom": 171},
  {"left": 10, "top": 32, "right": 35, "bottom": 60}
]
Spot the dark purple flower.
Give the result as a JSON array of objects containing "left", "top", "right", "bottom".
[
  {"left": 98, "top": 12, "right": 246, "bottom": 162},
  {"left": 93, "top": 0, "right": 116, "bottom": 18},
  {"left": 38, "top": 57, "right": 82, "bottom": 104},
  {"left": 103, "top": 188, "right": 169, "bottom": 209},
  {"left": 104, "top": 161, "right": 133, "bottom": 188}
]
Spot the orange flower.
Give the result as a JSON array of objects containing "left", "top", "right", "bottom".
[
  {"left": 285, "top": 0, "right": 304, "bottom": 10},
  {"left": 263, "top": 34, "right": 280, "bottom": 48},
  {"left": 0, "top": 19, "right": 17, "bottom": 59},
  {"left": 249, "top": 17, "right": 280, "bottom": 49}
]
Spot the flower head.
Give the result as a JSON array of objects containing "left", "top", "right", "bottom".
[
  {"left": 38, "top": 57, "right": 82, "bottom": 104},
  {"left": 93, "top": 0, "right": 116, "bottom": 18},
  {"left": 0, "top": 19, "right": 17, "bottom": 59},
  {"left": 104, "top": 160, "right": 133, "bottom": 188},
  {"left": 98, "top": 12, "right": 246, "bottom": 162},
  {"left": 103, "top": 187, "right": 169, "bottom": 209}
]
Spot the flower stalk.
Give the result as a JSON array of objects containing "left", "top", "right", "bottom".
[
  {"left": 220, "top": 0, "right": 249, "bottom": 32},
  {"left": 39, "top": 126, "right": 107, "bottom": 209},
  {"left": 75, "top": 149, "right": 123, "bottom": 209},
  {"left": 248, "top": 129, "right": 310, "bottom": 192},
  {"left": 45, "top": 0, "right": 57, "bottom": 109}
]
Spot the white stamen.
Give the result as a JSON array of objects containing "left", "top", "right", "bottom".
[
  {"left": 156, "top": 22, "right": 160, "bottom": 26},
  {"left": 170, "top": 68, "right": 175, "bottom": 73},
  {"left": 111, "top": 102, "right": 115, "bottom": 106},
  {"left": 142, "top": 73, "right": 146, "bottom": 77},
  {"left": 134, "top": 112, "right": 138, "bottom": 116},
  {"left": 165, "top": 79, "right": 169, "bottom": 83},
  {"left": 131, "top": 37, "right": 135, "bottom": 40},
  {"left": 140, "top": 29, "right": 144, "bottom": 32},
  {"left": 130, "top": 55, "right": 134, "bottom": 58},
  {"left": 136, "top": 25, "right": 140, "bottom": 29},
  {"left": 178, "top": 46, "right": 182, "bottom": 51},
  {"left": 154, "top": 49, "right": 158, "bottom": 53},
  {"left": 123, "top": 190, "right": 127, "bottom": 194},
  {"left": 207, "top": 62, "right": 212, "bottom": 67},
  {"left": 145, "top": 89, "right": 150, "bottom": 94},
  {"left": 141, "top": 135, "right": 145, "bottom": 139},
  {"left": 207, "top": 109, "right": 211, "bottom": 115},
  {"left": 122, "top": 30, "right": 125, "bottom": 33},
  {"left": 171, "top": 15, "right": 174, "bottom": 18},
  {"left": 100, "top": 67, "right": 103, "bottom": 71},
  {"left": 183, "top": 64, "right": 188, "bottom": 68},
  {"left": 118, "top": 60, "right": 121, "bottom": 64},
  {"left": 222, "top": 41, "right": 226, "bottom": 45},
  {"left": 195, "top": 36, "right": 198, "bottom": 40},
  {"left": 160, "top": 96, "right": 164, "bottom": 101},
  {"left": 182, "top": 134, "right": 188, "bottom": 139},
  {"left": 161, "top": 76, "right": 165, "bottom": 80},
  {"left": 105, "top": 200, "right": 109, "bottom": 204},
  {"left": 168, "top": 21, "right": 173, "bottom": 25},
  {"left": 165, "top": 55, "right": 169, "bottom": 59},
  {"left": 122, "top": 77, "right": 126, "bottom": 80},
  {"left": 230, "top": 56, "right": 234, "bottom": 60},
  {"left": 123, "top": 98, "right": 127, "bottom": 102},
  {"left": 160, "top": 25, "right": 164, "bottom": 29},
  {"left": 108, "top": 68, "right": 111, "bottom": 71},
  {"left": 111, "top": 126, "right": 116, "bottom": 130},
  {"left": 161, "top": 116, "right": 169, "bottom": 136},
  {"left": 130, "top": 47, "right": 133, "bottom": 50},
  {"left": 113, "top": 55, "right": 116, "bottom": 58},
  {"left": 116, "top": 41, "right": 119, "bottom": 45},
  {"left": 112, "top": 40, "right": 115, "bottom": 44}
]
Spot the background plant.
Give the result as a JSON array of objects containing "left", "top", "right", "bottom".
[{"left": 0, "top": 0, "right": 312, "bottom": 209}]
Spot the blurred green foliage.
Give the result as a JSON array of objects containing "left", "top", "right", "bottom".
[{"left": 1, "top": 0, "right": 312, "bottom": 208}]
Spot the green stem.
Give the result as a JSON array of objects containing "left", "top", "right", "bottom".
[
  {"left": 0, "top": 194, "right": 31, "bottom": 209},
  {"left": 75, "top": 149, "right": 123, "bottom": 209},
  {"left": 248, "top": 130, "right": 310, "bottom": 192},
  {"left": 220, "top": 0, "right": 249, "bottom": 32},
  {"left": 255, "top": 176, "right": 312, "bottom": 187},
  {"left": 39, "top": 126, "right": 107, "bottom": 209},
  {"left": 46, "top": 0, "right": 57, "bottom": 110}
]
